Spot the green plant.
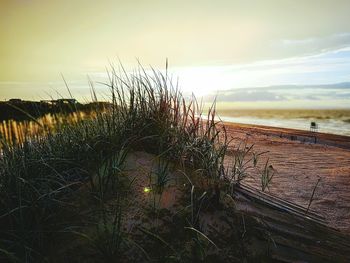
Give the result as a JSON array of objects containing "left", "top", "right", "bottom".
[
  {"left": 181, "top": 171, "right": 218, "bottom": 261},
  {"left": 92, "top": 145, "right": 129, "bottom": 201},
  {"left": 153, "top": 158, "right": 171, "bottom": 194},
  {"left": 226, "top": 141, "right": 268, "bottom": 186},
  {"left": 0, "top": 61, "right": 231, "bottom": 262},
  {"left": 261, "top": 159, "right": 275, "bottom": 192},
  {"left": 306, "top": 177, "right": 321, "bottom": 214}
]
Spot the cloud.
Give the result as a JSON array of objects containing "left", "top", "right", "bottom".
[
  {"left": 171, "top": 46, "right": 350, "bottom": 96},
  {"left": 279, "top": 33, "right": 350, "bottom": 51},
  {"left": 206, "top": 83, "right": 350, "bottom": 103},
  {"left": 211, "top": 90, "right": 286, "bottom": 102}
]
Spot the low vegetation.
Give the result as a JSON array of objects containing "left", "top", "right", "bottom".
[{"left": 0, "top": 64, "right": 274, "bottom": 262}]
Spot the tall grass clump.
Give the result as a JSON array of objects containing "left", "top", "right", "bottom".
[
  {"left": 0, "top": 62, "right": 229, "bottom": 262},
  {"left": 0, "top": 111, "right": 95, "bottom": 147}
]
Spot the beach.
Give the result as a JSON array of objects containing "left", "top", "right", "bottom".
[{"left": 224, "top": 122, "right": 350, "bottom": 233}]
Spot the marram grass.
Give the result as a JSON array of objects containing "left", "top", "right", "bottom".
[{"left": 0, "top": 64, "right": 269, "bottom": 262}]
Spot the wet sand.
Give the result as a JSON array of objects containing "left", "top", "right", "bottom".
[{"left": 224, "top": 122, "right": 350, "bottom": 233}]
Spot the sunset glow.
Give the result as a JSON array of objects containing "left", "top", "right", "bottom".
[{"left": 1, "top": 0, "right": 350, "bottom": 107}]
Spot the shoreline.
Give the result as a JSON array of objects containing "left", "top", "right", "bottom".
[
  {"left": 215, "top": 108, "right": 350, "bottom": 137},
  {"left": 223, "top": 121, "right": 350, "bottom": 149}
]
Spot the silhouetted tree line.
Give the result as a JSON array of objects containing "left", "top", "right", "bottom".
[{"left": 0, "top": 99, "right": 110, "bottom": 121}]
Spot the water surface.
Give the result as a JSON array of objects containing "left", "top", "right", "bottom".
[{"left": 216, "top": 109, "right": 350, "bottom": 136}]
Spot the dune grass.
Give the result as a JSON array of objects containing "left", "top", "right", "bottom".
[
  {"left": 0, "top": 63, "right": 273, "bottom": 262},
  {"left": 0, "top": 64, "right": 232, "bottom": 262}
]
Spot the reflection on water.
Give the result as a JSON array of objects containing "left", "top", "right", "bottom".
[{"left": 217, "top": 109, "right": 350, "bottom": 136}]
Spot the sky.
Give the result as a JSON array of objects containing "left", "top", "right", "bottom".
[{"left": 1, "top": 0, "right": 350, "bottom": 107}]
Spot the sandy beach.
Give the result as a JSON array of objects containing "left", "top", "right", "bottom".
[{"left": 224, "top": 122, "right": 350, "bottom": 233}]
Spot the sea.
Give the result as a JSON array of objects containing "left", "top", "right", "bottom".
[{"left": 216, "top": 109, "right": 350, "bottom": 136}]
